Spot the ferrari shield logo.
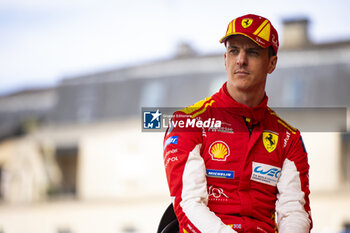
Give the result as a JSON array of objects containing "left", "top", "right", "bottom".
[
  {"left": 263, "top": 131, "right": 278, "bottom": 153},
  {"left": 241, "top": 18, "right": 253, "bottom": 28}
]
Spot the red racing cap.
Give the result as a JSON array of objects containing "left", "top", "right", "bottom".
[{"left": 220, "top": 14, "right": 279, "bottom": 55}]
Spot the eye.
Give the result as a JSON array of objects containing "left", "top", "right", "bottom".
[
  {"left": 229, "top": 48, "right": 239, "bottom": 54},
  {"left": 247, "top": 50, "right": 259, "bottom": 55}
]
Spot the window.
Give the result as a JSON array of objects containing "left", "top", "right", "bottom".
[
  {"left": 341, "top": 133, "right": 350, "bottom": 187},
  {"left": 76, "top": 85, "right": 97, "bottom": 123},
  {"left": 282, "top": 78, "right": 305, "bottom": 107},
  {"left": 48, "top": 146, "right": 78, "bottom": 197},
  {"left": 140, "top": 81, "right": 165, "bottom": 107}
]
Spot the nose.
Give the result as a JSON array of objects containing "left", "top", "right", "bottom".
[{"left": 236, "top": 51, "right": 247, "bottom": 66}]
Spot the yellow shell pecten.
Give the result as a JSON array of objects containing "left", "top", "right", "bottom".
[{"left": 211, "top": 143, "right": 228, "bottom": 159}]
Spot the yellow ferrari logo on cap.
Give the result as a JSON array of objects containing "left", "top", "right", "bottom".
[
  {"left": 263, "top": 131, "right": 278, "bottom": 153},
  {"left": 241, "top": 18, "right": 253, "bottom": 28}
]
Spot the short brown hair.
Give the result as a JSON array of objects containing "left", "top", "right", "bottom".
[{"left": 268, "top": 46, "right": 276, "bottom": 57}]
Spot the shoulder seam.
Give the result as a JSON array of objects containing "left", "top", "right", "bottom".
[
  {"left": 267, "top": 107, "right": 297, "bottom": 134},
  {"left": 179, "top": 96, "right": 215, "bottom": 118}
]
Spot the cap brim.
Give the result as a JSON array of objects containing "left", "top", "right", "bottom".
[{"left": 220, "top": 32, "right": 270, "bottom": 49}]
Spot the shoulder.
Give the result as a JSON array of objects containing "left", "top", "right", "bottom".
[
  {"left": 265, "top": 107, "right": 307, "bottom": 154},
  {"left": 267, "top": 107, "right": 307, "bottom": 156},
  {"left": 164, "top": 97, "right": 215, "bottom": 151},
  {"left": 174, "top": 95, "right": 216, "bottom": 119},
  {"left": 166, "top": 95, "right": 218, "bottom": 137},
  {"left": 266, "top": 107, "right": 299, "bottom": 135}
]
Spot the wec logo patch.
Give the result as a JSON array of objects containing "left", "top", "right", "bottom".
[{"left": 251, "top": 162, "right": 281, "bottom": 186}]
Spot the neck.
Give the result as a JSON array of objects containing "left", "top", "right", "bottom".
[{"left": 226, "top": 83, "right": 265, "bottom": 108}]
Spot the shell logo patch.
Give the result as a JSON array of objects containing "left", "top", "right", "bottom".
[
  {"left": 209, "top": 141, "right": 230, "bottom": 161},
  {"left": 263, "top": 131, "right": 278, "bottom": 153},
  {"left": 241, "top": 18, "right": 253, "bottom": 28}
]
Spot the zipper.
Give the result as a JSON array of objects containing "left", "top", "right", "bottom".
[{"left": 244, "top": 117, "right": 254, "bottom": 138}]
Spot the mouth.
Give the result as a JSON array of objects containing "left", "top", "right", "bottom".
[{"left": 234, "top": 70, "right": 250, "bottom": 75}]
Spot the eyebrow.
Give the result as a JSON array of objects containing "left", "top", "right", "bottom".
[
  {"left": 227, "top": 45, "right": 262, "bottom": 51},
  {"left": 247, "top": 47, "right": 263, "bottom": 51}
]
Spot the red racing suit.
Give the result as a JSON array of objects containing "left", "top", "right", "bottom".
[{"left": 163, "top": 83, "right": 312, "bottom": 233}]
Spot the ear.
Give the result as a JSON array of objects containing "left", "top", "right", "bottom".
[
  {"left": 267, "top": 56, "right": 277, "bottom": 74},
  {"left": 224, "top": 52, "right": 228, "bottom": 71}
]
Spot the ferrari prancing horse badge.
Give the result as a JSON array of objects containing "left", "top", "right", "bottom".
[{"left": 263, "top": 131, "right": 278, "bottom": 153}]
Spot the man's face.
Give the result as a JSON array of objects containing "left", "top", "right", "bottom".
[{"left": 224, "top": 35, "right": 277, "bottom": 93}]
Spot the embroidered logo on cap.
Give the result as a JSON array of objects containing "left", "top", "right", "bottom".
[{"left": 241, "top": 18, "right": 253, "bottom": 28}]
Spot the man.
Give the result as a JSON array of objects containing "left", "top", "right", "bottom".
[{"left": 163, "top": 14, "right": 312, "bottom": 233}]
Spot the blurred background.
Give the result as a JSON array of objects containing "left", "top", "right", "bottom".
[{"left": 0, "top": 0, "right": 350, "bottom": 232}]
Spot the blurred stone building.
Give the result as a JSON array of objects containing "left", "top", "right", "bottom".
[{"left": 0, "top": 18, "right": 349, "bottom": 233}]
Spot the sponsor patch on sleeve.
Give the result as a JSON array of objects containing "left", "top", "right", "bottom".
[
  {"left": 206, "top": 169, "right": 234, "bottom": 179},
  {"left": 163, "top": 136, "right": 178, "bottom": 151},
  {"left": 251, "top": 162, "right": 281, "bottom": 186}
]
